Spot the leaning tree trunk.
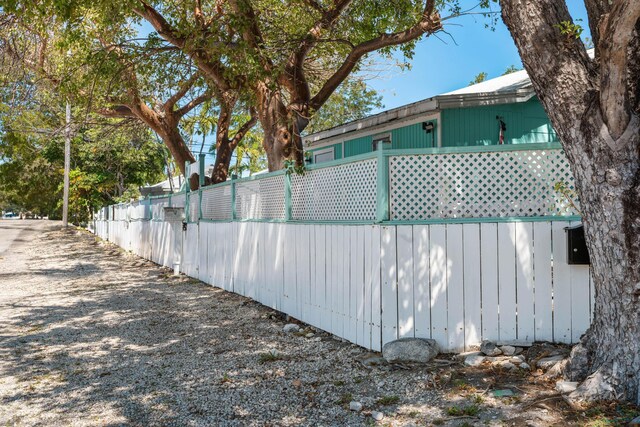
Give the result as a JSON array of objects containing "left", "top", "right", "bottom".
[
  {"left": 500, "top": 0, "right": 640, "bottom": 405},
  {"left": 255, "top": 82, "right": 302, "bottom": 171}
]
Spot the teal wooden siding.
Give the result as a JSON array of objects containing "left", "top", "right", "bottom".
[
  {"left": 307, "top": 142, "right": 343, "bottom": 160},
  {"left": 344, "top": 120, "right": 438, "bottom": 156},
  {"left": 391, "top": 121, "right": 438, "bottom": 149},
  {"left": 441, "top": 98, "right": 557, "bottom": 147},
  {"left": 344, "top": 135, "right": 372, "bottom": 157}
]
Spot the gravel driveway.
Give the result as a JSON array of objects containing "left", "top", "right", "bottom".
[{"left": 0, "top": 224, "right": 581, "bottom": 426}]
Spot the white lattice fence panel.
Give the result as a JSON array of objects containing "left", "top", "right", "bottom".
[
  {"left": 113, "top": 204, "right": 128, "bottom": 221},
  {"left": 171, "top": 193, "right": 186, "bottom": 208},
  {"left": 236, "top": 174, "right": 285, "bottom": 220},
  {"left": 389, "top": 149, "right": 577, "bottom": 220},
  {"left": 201, "top": 184, "right": 232, "bottom": 220},
  {"left": 188, "top": 192, "right": 200, "bottom": 222},
  {"left": 150, "top": 197, "right": 170, "bottom": 220},
  {"left": 129, "top": 201, "right": 148, "bottom": 220},
  {"left": 291, "top": 158, "right": 378, "bottom": 221}
]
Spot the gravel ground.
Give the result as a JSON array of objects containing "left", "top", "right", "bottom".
[{"left": 0, "top": 224, "right": 607, "bottom": 426}]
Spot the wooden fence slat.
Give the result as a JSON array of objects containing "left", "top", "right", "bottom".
[
  {"left": 413, "top": 225, "right": 431, "bottom": 339},
  {"left": 370, "top": 226, "right": 382, "bottom": 351},
  {"left": 480, "top": 223, "right": 499, "bottom": 341},
  {"left": 381, "top": 226, "right": 398, "bottom": 345},
  {"left": 429, "top": 224, "right": 448, "bottom": 348},
  {"left": 363, "top": 226, "right": 373, "bottom": 349},
  {"left": 498, "top": 222, "right": 517, "bottom": 341},
  {"left": 552, "top": 221, "right": 572, "bottom": 343},
  {"left": 533, "top": 222, "right": 553, "bottom": 342},
  {"left": 463, "top": 223, "right": 482, "bottom": 349},
  {"left": 397, "top": 225, "right": 415, "bottom": 338},
  {"left": 447, "top": 224, "right": 465, "bottom": 352},
  {"left": 516, "top": 222, "right": 535, "bottom": 342}
]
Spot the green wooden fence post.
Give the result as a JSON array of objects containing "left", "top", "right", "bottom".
[
  {"left": 231, "top": 174, "right": 237, "bottom": 221},
  {"left": 284, "top": 172, "right": 292, "bottom": 221},
  {"left": 376, "top": 144, "right": 389, "bottom": 222},
  {"left": 184, "top": 160, "right": 190, "bottom": 223},
  {"left": 198, "top": 154, "right": 205, "bottom": 221}
]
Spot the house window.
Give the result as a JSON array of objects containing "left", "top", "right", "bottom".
[
  {"left": 372, "top": 133, "right": 392, "bottom": 151},
  {"left": 312, "top": 147, "right": 335, "bottom": 164}
]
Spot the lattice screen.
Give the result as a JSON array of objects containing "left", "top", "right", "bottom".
[
  {"left": 291, "top": 158, "right": 378, "bottom": 221},
  {"left": 128, "top": 201, "right": 149, "bottom": 220},
  {"left": 235, "top": 174, "right": 286, "bottom": 220},
  {"left": 188, "top": 192, "right": 200, "bottom": 222},
  {"left": 201, "top": 184, "right": 232, "bottom": 220},
  {"left": 112, "top": 204, "right": 128, "bottom": 221},
  {"left": 171, "top": 194, "right": 186, "bottom": 208},
  {"left": 150, "top": 197, "right": 170, "bottom": 220},
  {"left": 389, "top": 149, "right": 578, "bottom": 220}
]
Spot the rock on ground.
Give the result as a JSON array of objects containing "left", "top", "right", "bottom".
[
  {"left": 382, "top": 338, "right": 439, "bottom": 363},
  {"left": 481, "top": 340, "right": 503, "bottom": 356}
]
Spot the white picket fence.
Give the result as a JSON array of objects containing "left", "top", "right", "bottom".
[
  {"left": 92, "top": 219, "right": 592, "bottom": 352},
  {"left": 93, "top": 144, "right": 591, "bottom": 352}
]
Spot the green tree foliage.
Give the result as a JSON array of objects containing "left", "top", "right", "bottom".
[{"left": 469, "top": 71, "right": 488, "bottom": 86}]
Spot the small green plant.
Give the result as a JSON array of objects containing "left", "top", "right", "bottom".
[
  {"left": 446, "top": 404, "right": 480, "bottom": 417},
  {"left": 258, "top": 350, "right": 282, "bottom": 363},
  {"left": 220, "top": 373, "right": 232, "bottom": 384},
  {"left": 335, "top": 392, "right": 353, "bottom": 405},
  {"left": 554, "top": 181, "right": 582, "bottom": 215},
  {"left": 333, "top": 380, "right": 346, "bottom": 387},
  {"left": 376, "top": 395, "right": 400, "bottom": 405},
  {"left": 554, "top": 20, "right": 583, "bottom": 40},
  {"left": 284, "top": 159, "right": 306, "bottom": 176}
]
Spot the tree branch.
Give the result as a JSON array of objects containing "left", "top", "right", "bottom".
[
  {"left": 310, "top": 0, "right": 440, "bottom": 111},
  {"left": 164, "top": 72, "right": 200, "bottom": 111},
  {"left": 231, "top": 108, "right": 258, "bottom": 147},
  {"left": 133, "top": 1, "right": 187, "bottom": 49},
  {"left": 598, "top": 1, "right": 640, "bottom": 139},
  {"left": 97, "top": 105, "right": 137, "bottom": 118},
  {"left": 176, "top": 92, "right": 211, "bottom": 118}
]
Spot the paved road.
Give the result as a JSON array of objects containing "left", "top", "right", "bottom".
[{"left": 0, "top": 220, "right": 60, "bottom": 256}]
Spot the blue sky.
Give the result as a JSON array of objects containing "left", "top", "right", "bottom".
[{"left": 365, "top": 0, "right": 590, "bottom": 112}]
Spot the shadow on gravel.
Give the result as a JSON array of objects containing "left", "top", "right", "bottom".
[{"left": 0, "top": 229, "right": 335, "bottom": 426}]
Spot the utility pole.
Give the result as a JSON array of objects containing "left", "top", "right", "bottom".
[{"left": 62, "top": 99, "right": 71, "bottom": 227}]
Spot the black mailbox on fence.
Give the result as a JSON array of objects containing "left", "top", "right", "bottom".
[{"left": 565, "top": 224, "right": 591, "bottom": 265}]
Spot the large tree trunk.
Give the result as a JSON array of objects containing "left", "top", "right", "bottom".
[
  {"left": 256, "top": 82, "right": 299, "bottom": 171},
  {"left": 500, "top": 0, "right": 640, "bottom": 405}
]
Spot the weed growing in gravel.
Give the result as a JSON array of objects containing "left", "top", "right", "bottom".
[
  {"left": 445, "top": 403, "right": 480, "bottom": 417},
  {"left": 333, "top": 380, "right": 346, "bottom": 387},
  {"left": 376, "top": 395, "right": 400, "bottom": 405},
  {"left": 335, "top": 393, "right": 353, "bottom": 405},
  {"left": 258, "top": 351, "right": 283, "bottom": 363}
]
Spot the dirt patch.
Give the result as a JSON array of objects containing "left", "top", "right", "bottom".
[{"left": 0, "top": 225, "right": 637, "bottom": 426}]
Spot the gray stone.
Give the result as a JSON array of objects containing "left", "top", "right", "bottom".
[
  {"left": 536, "top": 355, "right": 565, "bottom": 370},
  {"left": 283, "top": 324, "right": 300, "bottom": 333},
  {"left": 305, "top": 333, "right": 314, "bottom": 338},
  {"left": 556, "top": 381, "right": 578, "bottom": 393},
  {"left": 629, "top": 416, "right": 640, "bottom": 425},
  {"left": 498, "top": 361, "right": 517, "bottom": 370},
  {"left": 480, "top": 340, "right": 502, "bottom": 356},
  {"left": 464, "top": 354, "right": 486, "bottom": 367},
  {"left": 371, "top": 411, "right": 384, "bottom": 421},
  {"left": 510, "top": 355, "right": 525, "bottom": 363},
  {"left": 514, "top": 347, "right": 524, "bottom": 355},
  {"left": 382, "top": 338, "right": 439, "bottom": 363},
  {"left": 520, "top": 362, "right": 531, "bottom": 370},
  {"left": 349, "top": 401, "right": 363, "bottom": 412},
  {"left": 500, "top": 345, "right": 516, "bottom": 356}
]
